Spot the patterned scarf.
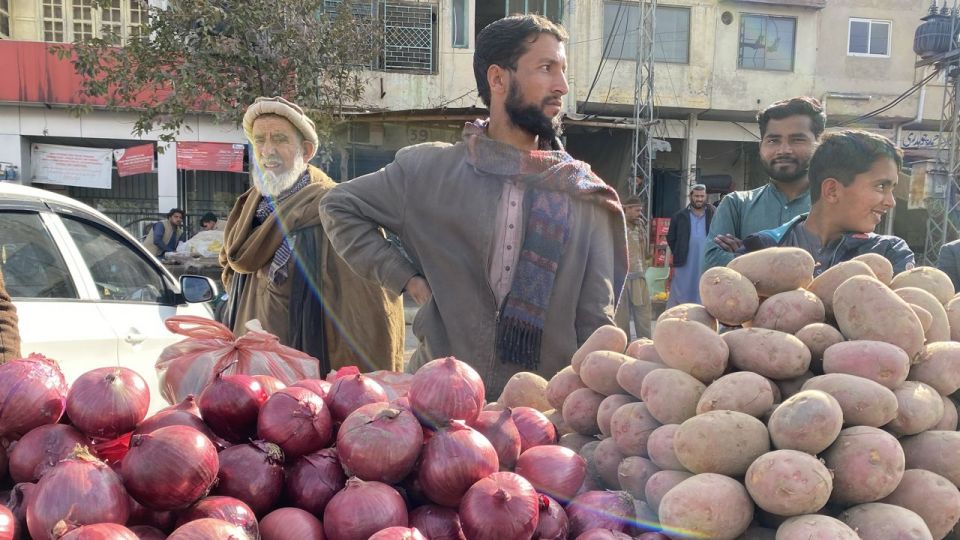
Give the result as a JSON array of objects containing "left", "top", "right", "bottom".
[
  {"left": 463, "top": 120, "right": 625, "bottom": 369},
  {"left": 253, "top": 170, "right": 311, "bottom": 285}
]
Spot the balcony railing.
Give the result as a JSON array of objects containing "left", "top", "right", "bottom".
[{"left": 325, "top": 0, "right": 437, "bottom": 73}]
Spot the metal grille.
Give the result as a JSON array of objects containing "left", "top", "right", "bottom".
[{"left": 383, "top": 3, "right": 434, "bottom": 72}]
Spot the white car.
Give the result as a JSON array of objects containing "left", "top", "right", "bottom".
[{"left": 0, "top": 182, "right": 217, "bottom": 414}]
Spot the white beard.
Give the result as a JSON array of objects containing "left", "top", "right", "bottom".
[{"left": 253, "top": 147, "right": 307, "bottom": 197}]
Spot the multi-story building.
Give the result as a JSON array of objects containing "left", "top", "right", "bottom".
[{"left": 0, "top": 0, "right": 946, "bottom": 247}]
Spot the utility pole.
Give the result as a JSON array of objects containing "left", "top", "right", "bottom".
[{"left": 631, "top": 0, "right": 657, "bottom": 253}]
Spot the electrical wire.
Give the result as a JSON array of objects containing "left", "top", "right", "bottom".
[
  {"left": 580, "top": 1, "right": 626, "bottom": 112},
  {"left": 838, "top": 69, "right": 940, "bottom": 126}
]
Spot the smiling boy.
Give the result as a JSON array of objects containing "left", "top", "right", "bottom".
[{"left": 741, "top": 130, "right": 915, "bottom": 276}]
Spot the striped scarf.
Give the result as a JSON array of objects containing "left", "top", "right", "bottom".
[
  {"left": 463, "top": 120, "right": 625, "bottom": 369},
  {"left": 254, "top": 170, "right": 311, "bottom": 285}
]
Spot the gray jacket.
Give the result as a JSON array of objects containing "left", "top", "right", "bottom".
[{"left": 937, "top": 240, "right": 960, "bottom": 293}]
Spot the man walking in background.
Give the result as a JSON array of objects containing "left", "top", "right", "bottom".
[
  {"left": 616, "top": 196, "right": 652, "bottom": 338},
  {"left": 666, "top": 184, "right": 714, "bottom": 307}
]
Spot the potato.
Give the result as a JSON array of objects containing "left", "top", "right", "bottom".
[
  {"left": 653, "top": 318, "right": 729, "bottom": 384},
  {"left": 562, "top": 388, "right": 605, "bottom": 436},
  {"left": 822, "top": 426, "right": 905, "bottom": 505},
  {"left": 910, "top": 342, "right": 960, "bottom": 396},
  {"left": 723, "top": 328, "right": 811, "bottom": 380},
  {"left": 801, "top": 373, "right": 898, "bottom": 427},
  {"left": 897, "top": 287, "right": 952, "bottom": 342},
  {"left": 572, "top": 325, "right": 627, "bottom": 373},
  {"left": 617, "top": 456, "right": 660, "bottom": 500},
  {"left": 947, "top": 296, "right": 960, "bottom": 342},
  {"left": 700, "top": 267, "right": 760, "bottom": 325},
  {"left": 546, "top": 366, "right": 587, "bottom": 410},
  {"left": 624, "top": 338, "right": 663, "bottom": 363},
  {"left": 767, "top": 390, "right": 843, "bottom": 455},
  {"left": 609, "top": 402, "right": 660, "bottom": 457},
  {"left": 616, "top": 358, "right": 662, "bottom": 400},
  {"left": 775, "top": 515, "right": 859, "bottom": 540},
  {"left": 597, "top": 394, "right": 637, "bottom": 437},
  {"left": 881, "top": 469, "right": 960, "bottom": 539},
  {"left": 751, "top": 290, "right": 825, "bottom": 334},
  {"left": 580, "top": 351, "right": 631, "bottom": 396},
  {"left": 499, "top": 372, "right": 551, "bottom": 412},
  {"left": 912, "top": 303, "right": 935, "bottom": 333},
  {"left": 887, "top": 381, "right": 945, "bottom": 436},
  {"left": 807, "top": 260, "right": 876, "bottom": 318},
  {"left": 674, "top": 410, "right": 770, "bottom": 476},
  {"left": 891, "top": 266, "right": 955, "bottom": 305},
  {"left": 727, "top": 247, "right": 815, "bottom": 297},
  {"left": 795, "top": 323, "right": 844, "bottom": 375},
  {"left": 559, "top": 432, "right": 596, "bottom": 453},
  {"left": 745, "top": 450, "right": 832, "bottom": 516},
  {"left": 640, "top": 369, "right": 706, "bottom": 425},
  {"left": 658, "top": 473, "right": 754, "bottom": 540},
  {"left": 834, "top": 275, "right": 926, "bottom": 361},
  {"left": 935, "top": 395, "right": 959, "bottom": 431},
  {"left": 647, "top": 424, "right": 685, "bottom": 471},
  {"left": 838, "top": 503, "right": 933, "bottom": 540},
  {"left": 545, "top": 408, "right": 572, "bottom": 436},
  {"left": 644, "top": 470, "right": 694, "bottom": 514},
  {"left": 854, "top": 252, "right": 895, "bottom": 284},
  {"left": 593, "top": 437, "right": 626, "bottom": 489},
  {"left": 902, "top": 431, "right": 960, "bottom": 489},
  {"left": 776, "top": 372, "right": 814, "bottom": 400},
  {"left": 697, "top": 372, "right": 775, "bottom": 418},
  {"left": 657, "top": 303, "right": 718, "bottom": 331},
  {"left": 822, "top": 340, "right": 910, "bottom": 389}
]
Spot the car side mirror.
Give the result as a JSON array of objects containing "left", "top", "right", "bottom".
[{"left": 180, "top": 275, "right": 217, "bottom": 303}]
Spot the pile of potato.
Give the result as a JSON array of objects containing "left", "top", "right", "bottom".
[{"left": 503, "top": 248, "right": 960, "bottom": 540}]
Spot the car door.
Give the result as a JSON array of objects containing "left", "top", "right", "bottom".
[{"left": 0, "top": 208, "right": 120, "bottom": 381}]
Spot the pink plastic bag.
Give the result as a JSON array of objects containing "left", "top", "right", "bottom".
[{"left": 155, "top": 316, "right": 321, "bottom": 405}]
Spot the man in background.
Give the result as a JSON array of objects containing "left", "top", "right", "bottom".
[
  {"left": 616, "top": 195, "right": 652, "bottom": 338},
  {"left": 666, "top": 184, "right": 714, "bottom": 307},
  {"left": 144, "top": 208, "right": 184, "bottom": 257}
]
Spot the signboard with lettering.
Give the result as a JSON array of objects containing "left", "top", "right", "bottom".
[
  {"left": 113, "top": 143, "right": 155, "bottom": 177},
  {"left": 176, "top": 142, "right": 246, "bottom": 172},
  {"left": 31, "top": 143, "right": 113, "bottom": 189}
]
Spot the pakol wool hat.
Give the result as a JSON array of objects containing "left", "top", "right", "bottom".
[{"left": 243, "top": 96, "right": 319, "bottom": 160}]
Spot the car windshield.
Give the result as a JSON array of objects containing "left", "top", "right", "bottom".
[{"left": 0, "top": 211, "right": 78, "bottom": 299}]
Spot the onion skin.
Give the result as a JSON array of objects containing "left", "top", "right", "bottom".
[
  {"left": 127, "top": 526, "right": 167, "bottom": 540},
  {"left": 252, "top": 375, "right": 286, "bottom": 396},
  {"left": 566, "top": 491, "right": 636, "bottom": 538},
  {"left": 121, "top": 425, "right": 219, "bottom": 511},
  {"left": 259, "top": 507, "right": 325, "bottom": 540},
  {"left": 176, "top": 496, "right": 258, "bottom": 540},
  {"left": 8, "top": 425, "right": 88, "bottom": 484},
  {"left": 408, "top": 505, "right": 465, "bottom": 540},
  {"left": 510, "top": 407, "right": 558, "bottom": 453},
  {"left": 134, "top": 395, "right": 220, "bottom": 446},
  {"left": 283, "top": 448, "right": 345, "bottom": 515},
  {"left": 574, "top": 530, "right": 633, "bottom": 540},
  {"left": 197, "top": 374, "right": 268, "bottom": 444},
  {"left": 6, "top": 482, "right": 35, "bottom": 540},
  {"left": 514, "top": 445, "right": 587, "bottom": 503},
  {"left": 0, "top": 505, "right": 13, "bottom": 540},
  {"left": 66, "top": 367, "right": 150, "bottom": 439},
  {"left": 213, "top": 441, "right": 284, "bottom": 517},
  {"left": 469, "top": 409, "right": 522, "bottom": 470},
  {"left": 53, "top": 523, "right": 138, "bottom": 539},
  {"left": 0, "top": 354, "right": 68, "bottom": 438},
  {"left": 326, "top": 374, "right": 388, "bottom": 422},
  {"left": 256, "top": 387, "right": 332, "bottom": 459},
  {"left": 409, "top": 357, "right": 484, "bottom": 428},
  {"left": 459, "top": 472, "right": 540, "bottom": 540},
  {"left": 322, "top": 478, "right": 407, "bottom": 540},
  {"left": 337, "top": 403, "right": 423, "bottom": 483},
  {"left": 166, "top": 518, "right": 249, "bottom": 540},
  {"left": 126, "top": 494, "right": 175, "bottom": 533},
  {"left": 533, "top": 494, "right": 569, "bottom": 540},
  {"left": 291, "top": 379, "right": 331, "bottom": 403},
  {"left": 418, "top": 421, "right": 499, "bottom": 507},
  {"left": 27, "top": 447, "right": 130, "bottom": 540},
  {"left": 368, "top": 527, "right": 428, "bottom": 540}
]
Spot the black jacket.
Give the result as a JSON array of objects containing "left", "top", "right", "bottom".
[{"left": 666, "top": 205, "right": 715, "bottom": 267}]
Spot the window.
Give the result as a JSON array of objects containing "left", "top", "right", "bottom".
[
  {"left": 452, "top": 0, "right": 468, "bottom": 48},
  {"left": 0, "top": 212, "right": 78, "bottom": 299},
  {"left": 603, "top": 3, "right": 690, "bottom": 64},
  {"left": 476, "top": 0, "right": 564, "bottom": 42},
  {"left": 40, "top": 0, "right": 147, "bottom": 43},
  {"left": 0, "top": 0, "right": 10, "bottom": 38},
  {"left": 62, "top": 216, "right": 167, "bottom": 304},
  {"left": 738, "top": 14, "right": 796, "bottom": 71},
  {"left": 848, "top": 18, "right": 890, "bottom": 57}
]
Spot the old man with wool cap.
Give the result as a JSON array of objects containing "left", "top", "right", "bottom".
[{"left": 220, "top": 96, "right": 405, "bottom": 374}]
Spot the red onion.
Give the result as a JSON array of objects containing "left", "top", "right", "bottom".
[
  {"left": 8, "top": 425, "right": 88, "bottom": 483},
  {"left": 128, "top": 526, "right": 167, "bottom": 539},
  {"left": 635, "top": 534, "right": 671, "bottom": 540},
  {"left": 326, "top": 374, "right": 388, "bottom": 422},
  {"left": 122, "top": 425, "right": 219, "bottom": 511},
  {"left": 6, "top": 482, "right": 35, "bottom": 540},
  {"left": 459, "top": 472, "right": 540, "bottom": 540},
  {"left": 408, "top": 505, "right": 465, "bottom": 540},
  {"left": 566, "top": 491, "right": 636, "bottom": 538},
  {"left": 176, "top": 497, "right": 257, "bottom": 540},
  {"left": 27, "top": 447, "right": 129, "bottom": 540},
  {"left": 66, "top": 367, "right": 149, "bottom": 439},
  {"left": 469, "top": 409, "right": 521, "bottom": 470},
  {"left": 368, "top": 527, "right": 428, "bottom": 540},
  {"left": 337, "top": 403, "right": 423, "bottom": 483},
  {"left": 0, "top": 354, "right": 68, "bottom": 438},
  {"left": 291, "top": 379, "right": 331, "bottom": 403},
  {"left": 0, "top": 505, "right": 12, "bottom": 540},
  {"left": 166, "top": 518, "right": 249, "bottom": 539},
  {"left": 391, "top": 396, "right": 412, "bottom": 411},
  {"left": 197, "top": 373, "right": 268, "bottom": 443},
  {"left": 134, "top": 396, "right": 219, "bottom": 445},
  {"left": 515, "top": 445, "right": 587, "bottom": 503},
  {"left": 213, "top": 441, "right": 284, "bottom": 516},
  {"left": 256, "top": 387, "right": 332, "bottom": 459},
  {"left": 259, "top": 508, "right": 324, "bottom": 540},
  {"left": 409, "top": 357, "right": 484, "bottom": 428},
  {"left": 575, "top": 530, "right": 633, "bottom": 540},
  {"left": 510, "top": 407, "right": 557, "bottom": 452},
  {"left": 252, "top": 375, "right": 286, "bottom": 396},
  {"left": 53, "top": 523, "right": 138, "bottom": 539},
  {"left": 418, "top": 421, "right": 499, "bottom": 507},
  {"left": 534, "top": 494, "right": 569, "bottom": 540},
  {"left": 322, "top": 478, "right": 407, "bottom": 540},
  {"left": 283, "top": 448, "right": 345, "bottom": 515},
  {"left": 126, "top": 494, "right": 175, "bottom": 532}
]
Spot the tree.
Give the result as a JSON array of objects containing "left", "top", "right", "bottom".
[{"left": 58, "top": 0, "right": 380, "bottom": 156}]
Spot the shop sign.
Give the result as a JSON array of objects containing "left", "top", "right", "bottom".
[{"left": 31, "top": 143, "right": 113, "bottom": 189}]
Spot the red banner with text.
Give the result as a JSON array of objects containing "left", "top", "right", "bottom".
[
  {"left": 176, "top": 142, "right": 245, "bottom": 172},
  {"left": 114, "top": 143, "right": 155, "bottom": 177}
]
